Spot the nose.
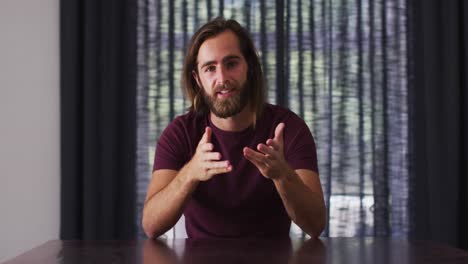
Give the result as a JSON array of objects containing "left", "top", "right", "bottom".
[{"left": 216, "top": 65, "right": 228, "bottom": 86}]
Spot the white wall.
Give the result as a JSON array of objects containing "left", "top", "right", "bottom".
[{"left": 0, "top": 0, "right": 59, "bottom": 262}]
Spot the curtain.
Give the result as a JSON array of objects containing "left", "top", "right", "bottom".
[
  {"left": 60, "top": 0, "right": 137, "bottom": 239},
  {"left": 408, "top": 0, "right": 468, "bottom": 249},
  {"left": 136, "top": 0, "right": 408, "bottom": 238}
]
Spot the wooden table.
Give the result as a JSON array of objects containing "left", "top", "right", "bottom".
[{"left": 3, "top": 238, "right": 468, "bottom": 263}]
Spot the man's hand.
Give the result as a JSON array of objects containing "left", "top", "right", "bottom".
[
  {"left": 244, "top": 123, "right": 326, "bottom": 237},
  {"left": 187, "top": 127, "right": 232, "bottom": 182},
  {"left": 142, "top": 126, "right": 230, "bottom": 238},
  {"left": 243, "top": 123, "right": 293, "bottom": 180}
]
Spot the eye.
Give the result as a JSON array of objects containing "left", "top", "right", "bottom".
[
  {"left": 226, "top": 60, "right": 238, "bottom": 69},
  {"left": 205, "top": 65, "right": 216, "bottom": 72}
]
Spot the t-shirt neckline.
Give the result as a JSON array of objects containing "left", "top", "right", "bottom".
[{"left": 207, "top": 114, "right": 255, "bottom": 136}]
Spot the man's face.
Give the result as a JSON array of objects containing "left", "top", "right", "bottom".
[{"left": 193, "top": 30, "right": 249, "bottom": 118}]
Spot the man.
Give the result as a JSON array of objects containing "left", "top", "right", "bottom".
[{"left": 142, "top": 17, "right": 326, "bottom": 239}]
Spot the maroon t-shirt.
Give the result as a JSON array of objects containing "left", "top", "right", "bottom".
[{"left": 153, "top": 104, "right": 318, "bottom": 238}]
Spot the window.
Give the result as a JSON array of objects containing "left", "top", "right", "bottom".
[{"left": 136, "top": 0, "right": 409, "bottom": 238}]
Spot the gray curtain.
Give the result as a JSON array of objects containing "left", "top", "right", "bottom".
[
  {"left": 408, "top": 0, "right": 468, "bottom": 249},
  {"left": 136, "top": 0, "right": 408, "bottom": 238},
  {"left": 60, "top": 0, "right": 137, "bottom": 240}
]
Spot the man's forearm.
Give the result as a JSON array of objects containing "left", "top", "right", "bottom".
[
  {"left": 143, "top": 127, "right": 232, "bottom": 238},
  {"left": 142, "top": 165, "right": 198, "bottom": 238},
  {"left": 273, "top": 170, "right": 326, "bottom": 237}
]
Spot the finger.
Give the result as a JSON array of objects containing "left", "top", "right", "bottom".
[
  {"left": 257, "top": 143, "right": 276, "bottom": 157},
  {"left": 243, "top": 147, "right": 267, "bottom": 164},
  {"left": 243, "top": 150, "right": 266, "bottom": 170},
  {"left": 200, "top": 143, "right": 214, "bottom": 152},
  {"left": 199, "top": 127, "right": 212, "bottom": 145},
  {"left": 207, "top": 166, "right": 233, "bottom": 176},
  {"left": 206, "top": 127, "right": 212, "bottom": 142},
  {"left": 204, "top": 152, "right": 222, "bottom": 161},
  {"left": 205, "top": 160, "right": 230, "bottom": 169},
  {"left": 243, "top": 151, "right": 262, "bottom": 167},
  {"left": 274, "top": 123, "right": 285, "bottom": 145},
  {"left": 266, "top": 139, "right": 280, "bottom": 150}
]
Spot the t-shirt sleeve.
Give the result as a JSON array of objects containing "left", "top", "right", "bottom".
[
  {"left": 153, "top": 119, "right": 190, "bottom": 172},
  {"left": 284, "top": 119, "right": 319, "bottom": 173}
]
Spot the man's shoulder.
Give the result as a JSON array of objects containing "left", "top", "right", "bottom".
[
  {"left": 169, "top": 111, "right": 206, "bottom": 128},
  {"left": 264, "top": 103, "right": 304, "bottom": 124},
  {"left": 160, "top": 111, "right": 206, "bottom": 139}
]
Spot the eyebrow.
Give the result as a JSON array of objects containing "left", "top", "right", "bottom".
[{"left": 198, "top": 55, "right": 242, "bottom": 70}]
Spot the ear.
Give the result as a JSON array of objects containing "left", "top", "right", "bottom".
[{"left": 192, "top": 70, "right": 201, "bottom": 88}]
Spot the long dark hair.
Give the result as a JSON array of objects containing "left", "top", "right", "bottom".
[{"left": 182, "top": 17, "right": 266, "bottom": 121}]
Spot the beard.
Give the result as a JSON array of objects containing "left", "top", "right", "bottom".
[{"left": 202, "top": 82, "right": 249, "bottom": 118}]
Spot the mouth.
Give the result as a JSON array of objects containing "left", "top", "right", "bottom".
[{"left": 216, "top": 89, "right": 237, "bottom": 98}]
